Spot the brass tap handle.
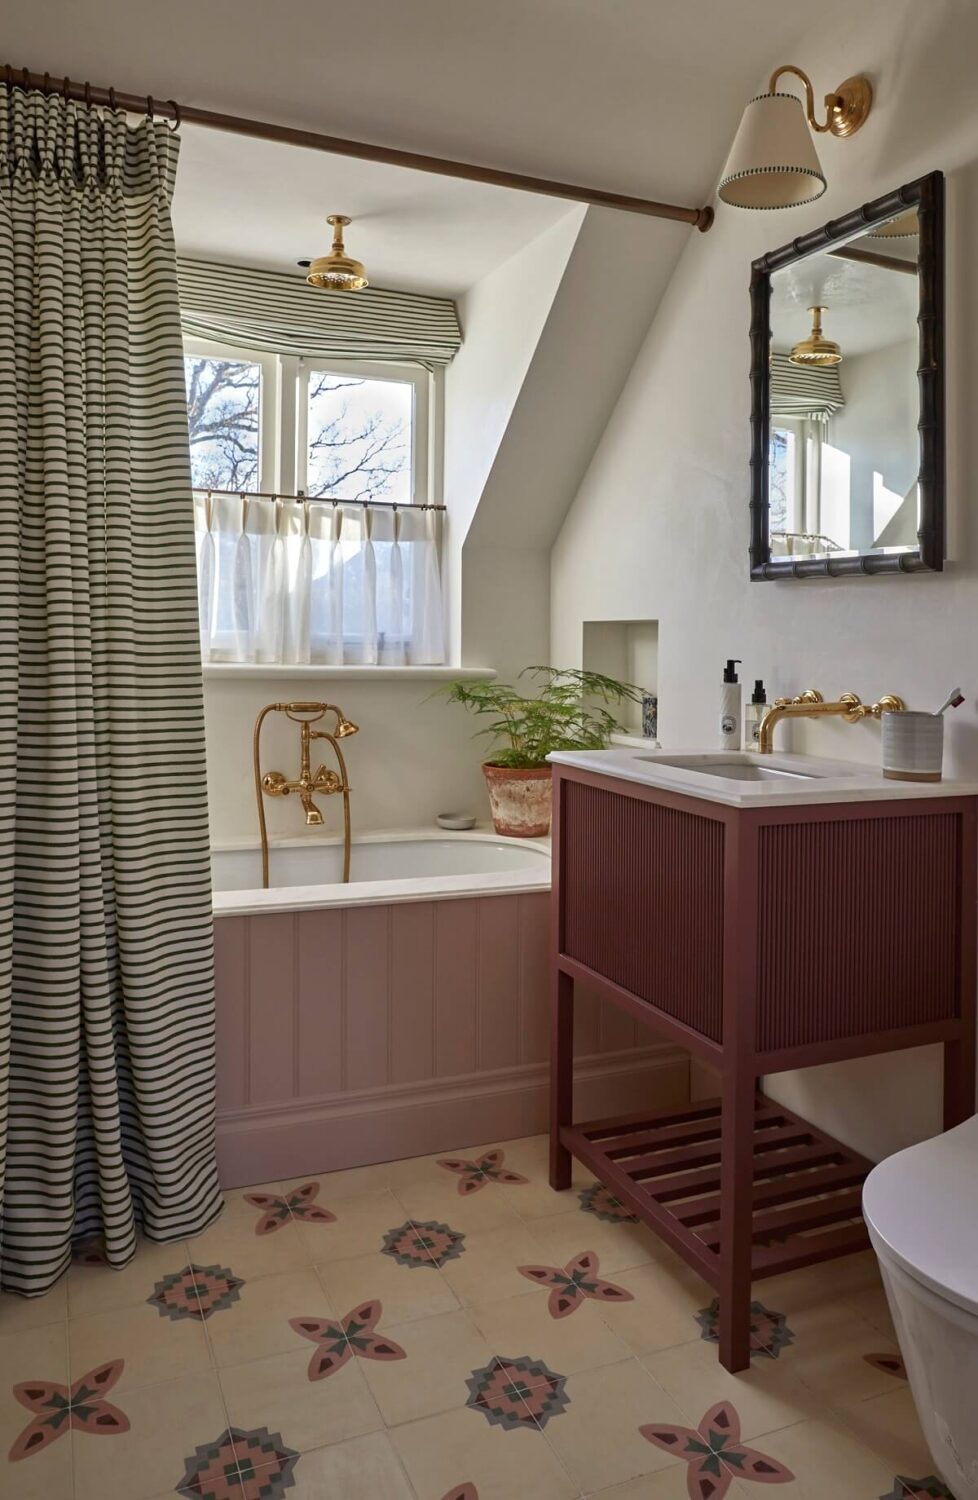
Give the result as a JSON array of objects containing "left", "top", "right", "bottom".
[{"left": 261, "top": 771, "right": 291, "bottom": 796}]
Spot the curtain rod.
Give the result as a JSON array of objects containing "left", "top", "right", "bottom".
[
  {"left": 195, "top": 486, "right": 446, "bottom": 512},
  {"left": 3, "top": 64, "right": 714, "bottom": 233}
]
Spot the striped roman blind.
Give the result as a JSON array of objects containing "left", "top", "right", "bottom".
[
  {"left": 177, "top": 257, "right": 463, "bottom": 367},
  {"left": 770, "top": 352, "right": 845, "bottom": 420}
]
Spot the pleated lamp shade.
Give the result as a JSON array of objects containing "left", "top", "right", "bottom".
[{"left": 718, "top": 92, "right": 827, "bottom": 210}]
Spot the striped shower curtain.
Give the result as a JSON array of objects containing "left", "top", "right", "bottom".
[{"left": 0, "top": 88, "right": 223, "bottom": 1293}]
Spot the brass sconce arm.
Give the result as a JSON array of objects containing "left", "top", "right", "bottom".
[
  {"left": 758, "top": 689, "right": 905, "bottom": 755},
  {"left": 768, "top": 64, "right": 872, "bottom": 139}
]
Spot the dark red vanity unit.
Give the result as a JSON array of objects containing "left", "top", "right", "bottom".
[{"left": 548, "top": 758, "right": 977, "bottom": 1371}]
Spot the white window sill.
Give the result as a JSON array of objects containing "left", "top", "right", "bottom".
[{"left": 201, "top": 663, "right": 497, "bottom": 683}]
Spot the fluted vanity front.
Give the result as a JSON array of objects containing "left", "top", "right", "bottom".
[{"left": 547, "top": 745, "right": 978, "bottom": 1372}]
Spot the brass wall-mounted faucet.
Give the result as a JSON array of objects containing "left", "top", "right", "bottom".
[
  {"left": 758, "top": 689, "right": 905, "bottom": 755},
  {"left": 252, "top": 702, "right": 359, "bottom": 887}
]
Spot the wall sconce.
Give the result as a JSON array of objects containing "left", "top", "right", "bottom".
[{"left": 718, "top": 65, "right": 873, "bottom": 210}]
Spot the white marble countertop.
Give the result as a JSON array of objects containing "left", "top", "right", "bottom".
[{"left": 548, "top": 746, "right": 978, "bottom": 809}]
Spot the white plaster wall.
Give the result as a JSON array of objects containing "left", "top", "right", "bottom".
[
  {"left": 829, "top": 339, "right": 918, "bottom": 551},
  {"left": 549, "top": 0, "right": 978, "bottom": 1159}
]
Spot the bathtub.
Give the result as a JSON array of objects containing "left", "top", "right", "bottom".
[{"left": 211, "top": 828, "right": 685, "bottom": 1186}]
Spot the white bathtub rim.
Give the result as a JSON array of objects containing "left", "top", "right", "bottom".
[{"left": 212, "top": 825, "right": 552, "bottom": 917}]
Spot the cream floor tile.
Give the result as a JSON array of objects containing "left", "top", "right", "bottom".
[
  {"left": 296, "top": 1188, "right": 411, "bottom": 1262},
  {"left": 185, "top": 1200, "right": 313, "bottom": 1282},
  {"left": 812, "top": 1249, "right": 884, "bottom": 1299},
  {"left": 71, "top": 1369, "right": 228, "bottom": 1500},
  {"left": 641, "top": 1335, "right": 822, "bottom": 1442},
  {"left": 834, "top": 1386, "right": 935, "bottom": 1479},
  {"left": 0, "top": 1323, "right": 72, "bottom": 1500},
  {"left": 271, "top": 1429, "right": 415, "bottom": 1498},
  {"left": 439, "top": 1223, "right": 556, "bottom": 1307},
  {"left": 593, "top": 1260, "right": 705, "bottom": 1356},
  {"left": 775, "top": 1299, "right": 903, "bottom": 1404},
  {"left": 450, "top": 1133, "right": 597, "bottom": 1221},
  {"left": 67, "top": 1236, "right": 194, "bottom": 1319},
  {"left": 316, "top": 1249, "right": 459, "bottom": 1327},
  {"left": 541, "top": 1358, "right": 690, "bottom": 1494},
  {"left": 734, "top": 1410, "right": 906, "bottom": 1498},
  {"left": 0, "top": 1278, "right": 67, "bottom": 1336},
  {"left": 286, "top": 1162, "right": 392, "bottom": 1204},
  {"left": 470, "top": 1290, "right": 631, "bottom": 1378},
  {"left": 587, "top": 1467, "right": 753, "bottom": 1497},
  {"left": 521, "top": 1208, "right": 661, "bottom": 1277},
  {"left": 219, "top": 1345, "right": 383, "bottom": 1455},
  {"left": 68, "top": 1297, "right": 212, "bottom": 1394},
  {"left": 205, "top": 1267, "right": 330, "bottom": 1368},
  {"left": 842, "top": 1282, "right": 898, "bottom": 1337},
  {"left": 391, "top": 1405, "right": 579, "bottom": 1500},
  {"left": 747, "top": 1264, "right": 839, "bottom": 1318},
  {"left": 384, "top": 1147, "right": 469, "bottom": 1192},
  {"left": 357, "top": 1308, "right": 492, "bottom": 1427},
  {"left": 393, "top": 1173, "right": 528, "bottom": 1236}
]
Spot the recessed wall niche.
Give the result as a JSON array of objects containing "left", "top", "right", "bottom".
[{"left": 582, "top": 619, "right": 658, "bottom": 735}]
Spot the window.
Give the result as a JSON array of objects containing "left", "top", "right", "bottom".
[{"left": 186, "top": 341, "right": 444, "bottom": 666}]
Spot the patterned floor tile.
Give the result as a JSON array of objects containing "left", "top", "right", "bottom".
[
  {"left": 641, "top": 1398, "right": 796, "bottom": 1496},
  {"left": 245, "top": 1182, "right": 336, "bottom": 1237},
  {"left": 695, "top": 1297, "right": 795, "bottom": 1359},
  {"left": 219, "top": 1345, "right": 383, "bottom": 1455},
  {"left": 67, "top": 1236, "right": 195, "bottom": 1319},
  {"left": 391, "top": 1405, "right": 580, "bottom": 1500},
  {"left": 0, "top": 1279, "right": 67, "bottom": 1336},
  {"left": 517, "top": 1249, "right": 633, "bottom": 1319},
  {"left": 73, "top": 1370, "right": 229, "bottom": 1500},
  {"left": 381, "top": 1219, "right": 466, "bottom": 1270},
  {"left": 540, "top": 1358, "right": 692, "bottom": 1494},
  {"left": 586, "top": 1469, "right": 755, "bottom": 1497},
  {"left": 182, "top": 1422, "right": 296, "bottom": 1500},
  {"left": 204, "top": 1267, "right": 330, "bottom": 1369},
  {"left": 643, "top": 1335, "right": 822, "bottom": 1444},
  {"left": 148, "top": 1262, "right": 244, "bottom": 1322},
  {"left": 466, "top": 1355, "right": 569, "bottom": 1430},
  {"left": 184, "top": 1199, "right": 313, "bottom": 1282},
  {"left": 68, "top": 1297, "right": 212, "bottom": 1394},
  {"left": 436, "top": 1148, "right": 529, "bottom": 1197},
  {"left": 357, "top": 1308, "right": 493, "bottom": 1426},
  {"left": 249, "top": 1430, "right": 416, "bottom": 1497},
  {"left": 521, "top": 1208, "right": 660, "bottom": 1277},
  {"left": 591, "top": 1258, "right": 707, "bottom": 1356},
  {"left": 295, "top": 1188, "right": 411, "bottom": 1262},
  {"left": 470, "top": 1289, "right": 630, "bottom": 1378},
  {"left": 835, "top": 1386, "right": 935, "bottom": 1481},
  {"left": 725, "top": 1410, "right": 909, "bottom": 1498},
  {"left": 392, "top": 1172, "right": 527, "bottom": 1235},
  {"left": 439, "top": 1223, "right": 558, "bottom": 1307},
  {"left": 0, "top": 1323, "right": 74, "bottom": 1500},
  {"left": 289, "top": 1298, "right": 406, "bottom": 1381},
  {"left": 772, "top": 1300, "right": 904, "bottom": 1404},
  {"left": 317, "top": 1247, "right": 460, "bottom": 1326}
]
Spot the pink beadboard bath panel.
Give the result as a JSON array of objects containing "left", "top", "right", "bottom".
[{"left": 214, "top": 892, "right": 688, "bottom": 1186}]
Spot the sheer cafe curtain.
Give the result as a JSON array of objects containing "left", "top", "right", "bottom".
[{"left": 195, "top": 494, "right": 446, "bottom": 666}]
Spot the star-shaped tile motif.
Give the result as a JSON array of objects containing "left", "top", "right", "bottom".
[
  {"left": 436, "top": 1148, "right": 528, "bottom": 1196},
  {"left": 8, "top": 1359, "right": 129, "bottom": 1462},
  {"left": 517, "top": 1249, "right": 633, "bottom": 1318},
  {"left": 465, "top": 1355, "right": 569, "bottom": 1430},
  {"left": 880, "top": 1480, "right": 956, "bottom": 1500},
  {"left": 577, "top": 1183, "right": 638, "bottom": 1223},
  {"left": 148, "top": 1263, "right": 245, "bottom": 1322},
  {"left": 641, "top": 1401, "right": 794, "bottom": 1497},
  {"left": 178, "top": 1424, "right": 298, "bottom": 1499},
  {"left": 696, "top": 1298, "right": 794, "bottom": 1360},
  {"left": 289, "top": 1298, "right": 406, "bottom": 1380},
  {"left": 382, "top": 1220, "right": 466, "bottom": 1269},
  {"left": 864, "top": 1351, "right": 907, "bottom": 1380},
  {"left": 244, "top": 1181, "right": 337, "bottom": 1235}
]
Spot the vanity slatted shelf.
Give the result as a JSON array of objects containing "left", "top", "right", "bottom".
[{"left": 548, "top": 761, "right": 977, "bottom": 1371}]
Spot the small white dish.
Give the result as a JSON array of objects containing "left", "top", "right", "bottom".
[{"left": 436, "top": 812, "right": 477, "bottom": 831}]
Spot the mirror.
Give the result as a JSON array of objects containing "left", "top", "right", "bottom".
[{"left": 749, "top": 172, "right": 944, "bottom": 579}]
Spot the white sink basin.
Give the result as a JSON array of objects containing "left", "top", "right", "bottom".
[{"left": 547, "top": 745, "right": 978, "bottom": 808}]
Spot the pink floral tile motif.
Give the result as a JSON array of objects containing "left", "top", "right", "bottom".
[
  {"left": 864, "top": 1351, "right": 908, "bottom": 1380},
  {"left": 178, "top": 1425, "right": 298, "bottom": 1499},
  {"left": 641, "top": 1400, "right": 795, "bottom": 1498},
  {"left": 577, "top": 1183, "right": 639, "bottom": 1223},
  {"left": 440, "top": 1487, "right": 478, "bottom": 1500},
  {"left": 244, "top": 1181, "right": 337, "bottom": 1235},
  {"left": 382, "top": 1220, "right": 466, "bottom": 1269},
  {"left": 8, "top": 1359, "right": 129, "bottom": 1462},
  {"left": 466, "top": 1355, "right": 569, "bottom": 1430},
  {"left": 289, "top": 1298, "right": 406, "bottom": 1381},
  {"left": 148, "top": 1263, "right": 245, "bottom": 1322},
  {"left": 437, "top": 1148, "right": 528, "bottom": 1196},
  {"left": 517, "top": 1249, "right": 634, "bottom": 1318},
  {"left": 881, "top": 1480, "right": 956, "bottom": 1500},
  {"left": 696, "top": 1298, "right": 794, "bottom": 1360}
]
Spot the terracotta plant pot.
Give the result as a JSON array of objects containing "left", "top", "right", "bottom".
[{"left": 482, "top": 763, "right": 553, "bottom": 838}]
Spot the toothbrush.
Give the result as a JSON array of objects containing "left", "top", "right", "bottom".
[{"left": 933, "top": 688, "right": 965, "bottom": 716}]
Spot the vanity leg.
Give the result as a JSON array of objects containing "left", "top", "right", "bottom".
[
  {"left": 718, "top": 1069, "right": 755, "bottom": 1373},
  {"left": 550, "top": 968, "right": 574, "bottom": 1191}
]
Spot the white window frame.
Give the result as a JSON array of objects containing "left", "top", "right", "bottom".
[
  {"left": 183, "top": 337, "right": 279, "bottom": 493},
  {"left": 296, "top": 356, "right": 432, "bottom": 505}
]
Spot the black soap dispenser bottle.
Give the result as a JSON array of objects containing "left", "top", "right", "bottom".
[
  {"left": 744, "top": 679, "right": 767, "bottom": 751},
  {"left": 719, "top": 660, "right": 742, "bottom": 750}
]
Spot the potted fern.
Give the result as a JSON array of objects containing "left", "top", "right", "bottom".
[{"left": 444, "top": 667, "right": 645, "bottom": 837}]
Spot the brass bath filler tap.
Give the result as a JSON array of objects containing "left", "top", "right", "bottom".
[
  {"left": 252, "top": 702, "right": 359, "bottom": 887},
  {"left": 757, "top": 688, "right": 905, "bottom": 755}
]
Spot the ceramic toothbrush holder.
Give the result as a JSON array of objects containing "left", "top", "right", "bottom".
[{"left": 881, "top": 710, "right": 944, "bottom": 782}]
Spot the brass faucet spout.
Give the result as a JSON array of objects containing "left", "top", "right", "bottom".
[
  {"left": 253, "top": 700, "right": 358, "bottom": 887},
  {"left": 758, "top": 689, "right": 906, "bottom": 754}
]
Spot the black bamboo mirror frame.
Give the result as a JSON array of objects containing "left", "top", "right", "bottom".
[{"left": 749, "top": 170, "right": 945, "bottom": 580}]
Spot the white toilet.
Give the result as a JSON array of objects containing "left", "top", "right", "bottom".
[{"left": 863, "top": 1112, "right": 978, "bottom": 1500}]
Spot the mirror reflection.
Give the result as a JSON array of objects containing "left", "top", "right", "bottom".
[{"left": 768, "top": 206, "right": 919, "bottom": 560}]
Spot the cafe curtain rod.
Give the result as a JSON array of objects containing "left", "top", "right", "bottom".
[
  {"left": 2, "top": 63, "right": 715, "bottom": 232},
  {"left": 194, "top": 486, "right": 446, "bottom": 513}
]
